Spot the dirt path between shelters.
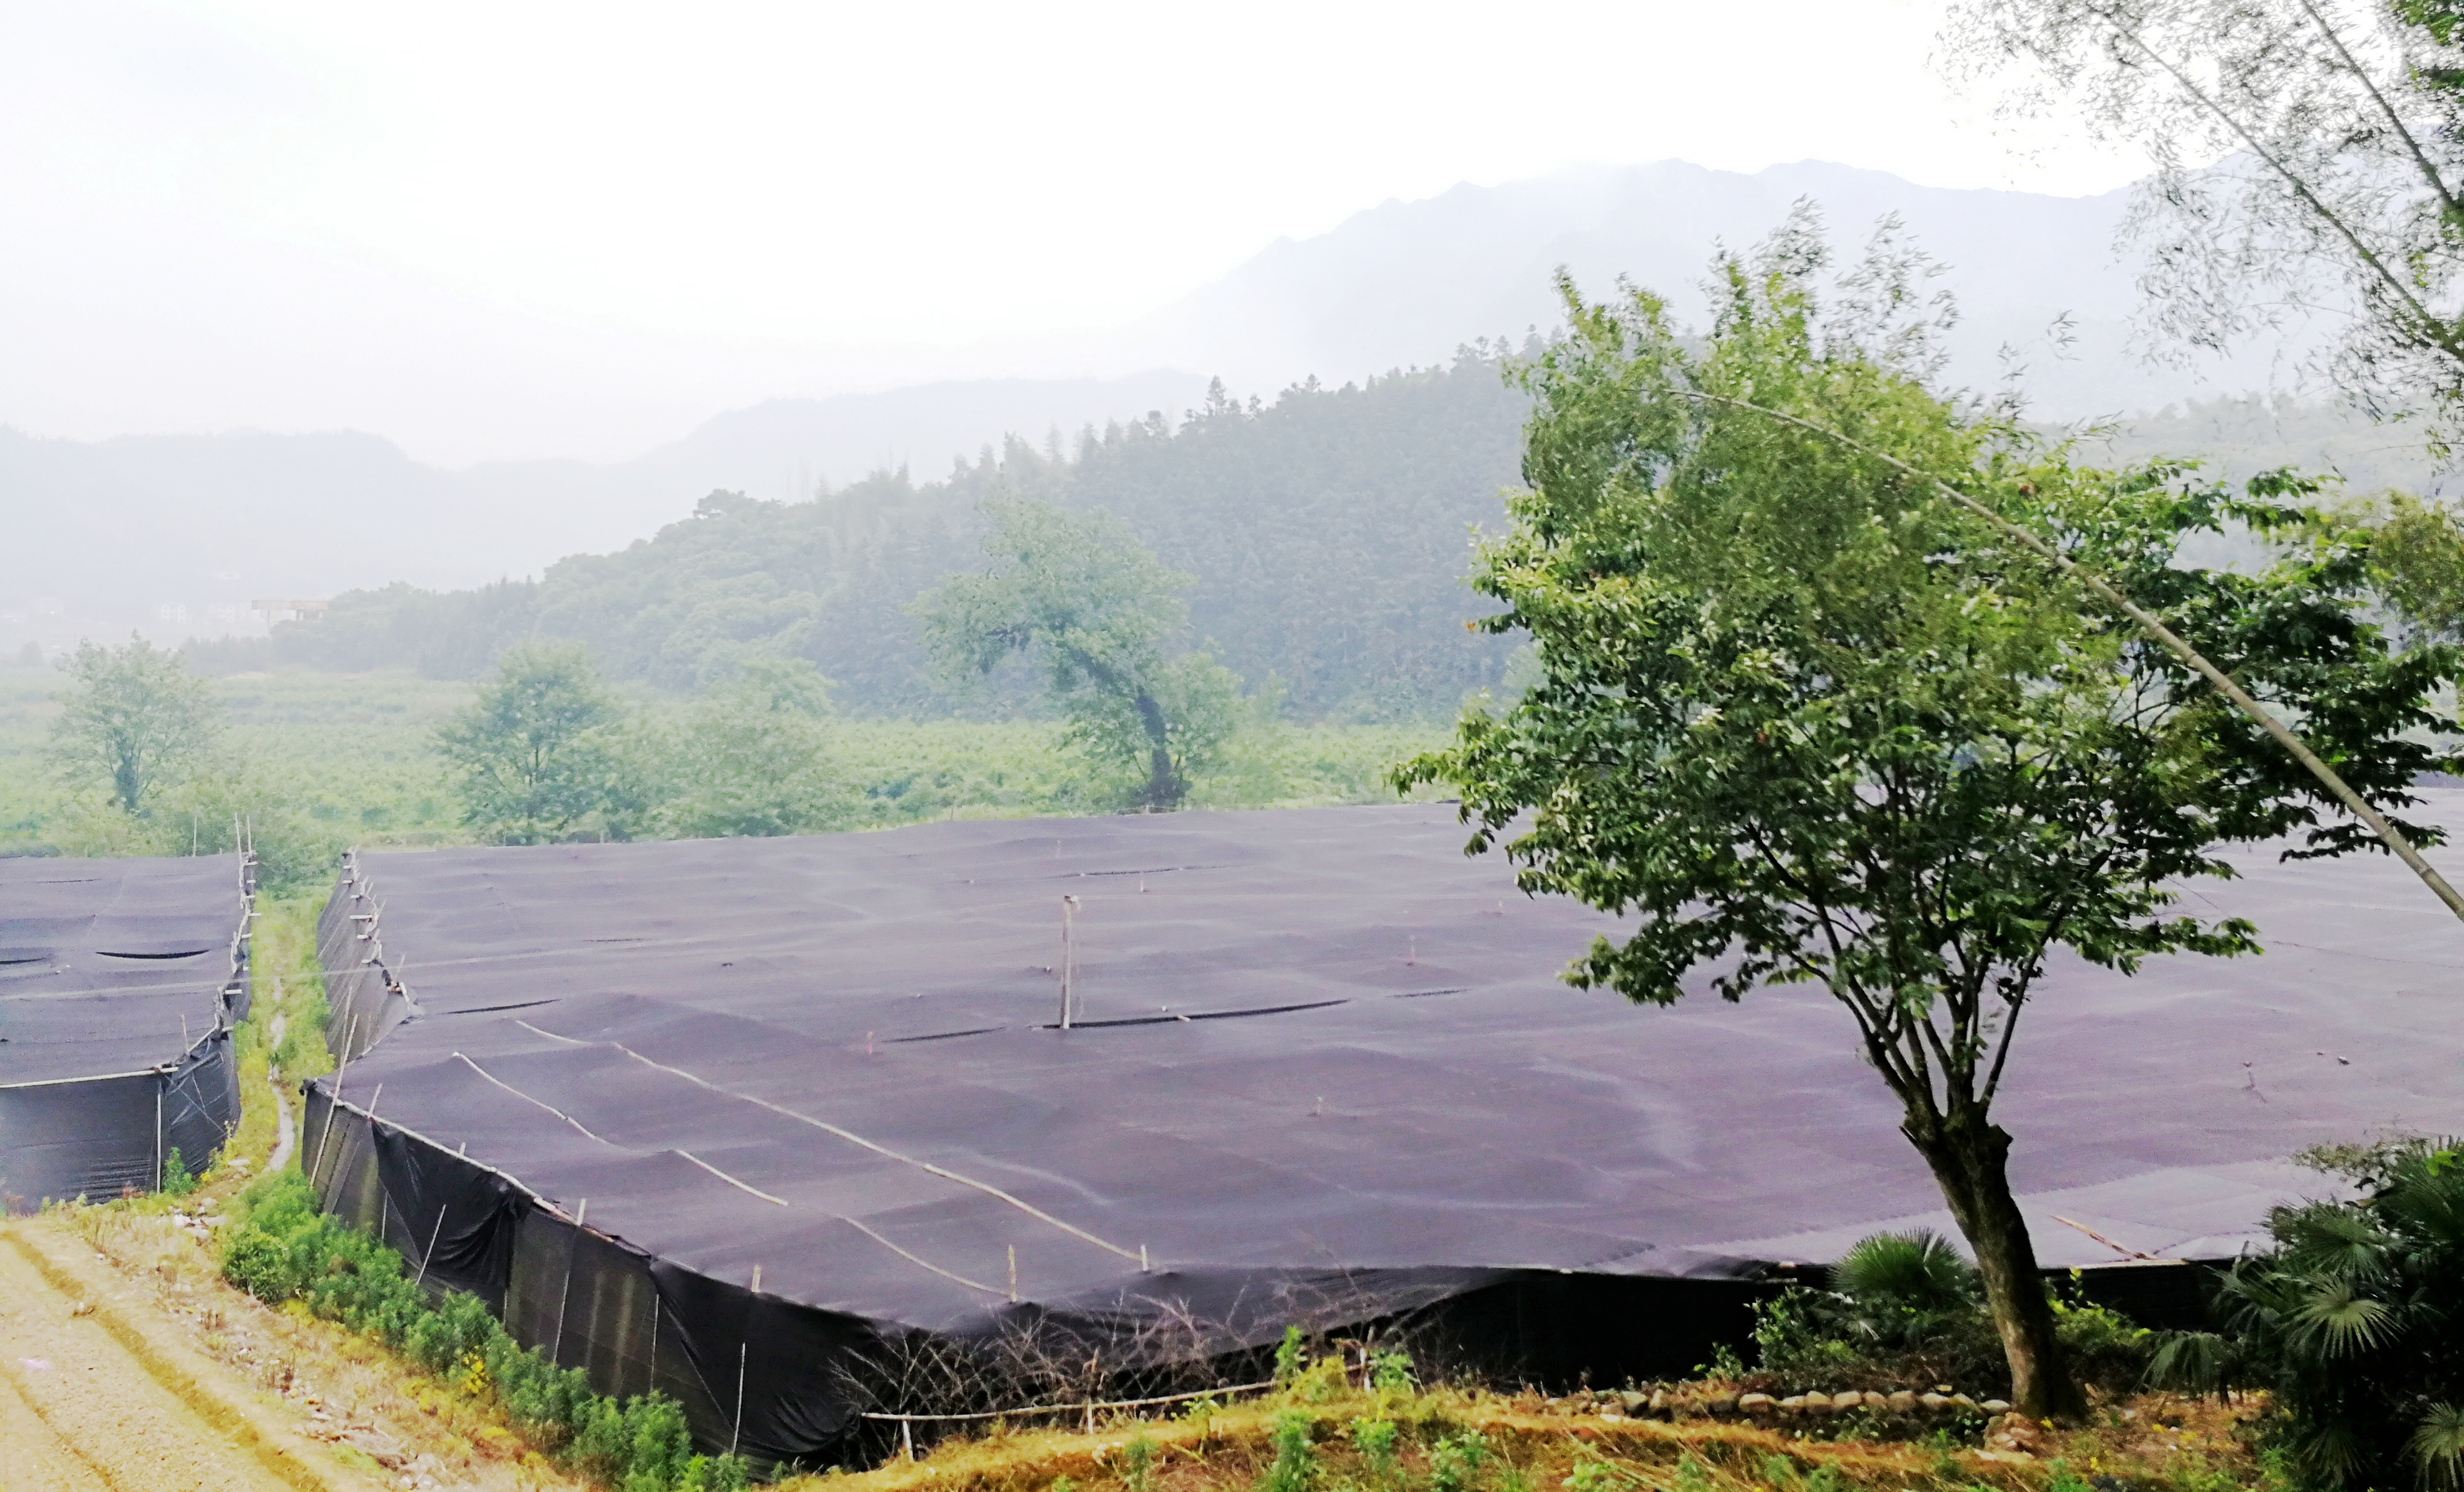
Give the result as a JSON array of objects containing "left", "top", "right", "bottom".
[{"left": 0, "top": 1218, "right": 384, "bottom": 1492}]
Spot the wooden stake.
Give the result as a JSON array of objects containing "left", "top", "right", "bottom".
[
  {"left": 415, "top": 1204, "right": 450, "bottom": 1289},
  {"left": 731, "top": 1341, "right": 748, "bottom": 1459},
  {"left": 550, "top": 1199, "right": 586, "bottom": 1365},
  {"left": 1059, "top": 896, "right": 1080, "bottom": 1028},
  {"left": 1008, "top": 1245, "right": 1018, "bottom": 1303}
]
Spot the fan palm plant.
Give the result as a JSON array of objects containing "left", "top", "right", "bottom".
[{"left": 2153, "top": 1138, "right": 2464, "bottom": 1490}]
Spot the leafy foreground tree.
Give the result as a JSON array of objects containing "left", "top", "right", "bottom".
[
  {"left": 47, "top": 634, "right": 221, "bottom": 817},
  {"left": 436, "top": 642, "right": 621, "bottom": 844},
  {"left": 914, "top": 499, "right": 1242, "bottom": 811},
  {"left": 1398, "top": 229, "right": 2460, "bottom": 1419},
  {"left": 2153, "top": 1138, "right": 2464, "bottom": 1490}
]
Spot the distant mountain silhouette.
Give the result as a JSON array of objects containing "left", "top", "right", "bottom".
[
  {"left": 1119, "top": 159, "right": 2308, "bottom": 417},
  {"left": 2, "top": 160, "right": 2351, "bottom": 652},
  {"left": 1, "top": 373, "right": 1211, "bottom": 649}
]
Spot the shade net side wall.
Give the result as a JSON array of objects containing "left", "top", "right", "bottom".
[
  {"left": 3, "top": 851, "right": 251, "bottom": 1202},
  {"left": 300, "top": 1083, "right": 1794, "bottom": 1468},
  {"left": 306, "top": 1086, "right": 879, "bottom": 1465},
  {"left": 318, "top": 870, "right": 412, "bottom": 1064},
  {"left": 0, "top": 1033, "right": 238, "bottom": 1207}
]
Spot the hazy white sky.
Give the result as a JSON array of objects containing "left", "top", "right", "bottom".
[{"left": 1, "top": 0, "right": 2145, "bottom": 460}]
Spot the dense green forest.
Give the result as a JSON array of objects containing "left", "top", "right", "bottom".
[{"left": 190, "top": 357, "right": 1534, "bottom": 721}]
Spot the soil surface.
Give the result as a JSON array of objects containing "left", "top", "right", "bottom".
[{"left": 0, "top": 1217, "right": 379, "bottom": 1492}]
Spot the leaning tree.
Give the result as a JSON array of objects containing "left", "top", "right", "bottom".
[{"left": 913, "top": 499, "right": 1240, "bottom": 811}]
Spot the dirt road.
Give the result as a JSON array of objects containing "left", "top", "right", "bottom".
[{"left": 0, "top": 1218, "right": 384, "bottom": 1492}]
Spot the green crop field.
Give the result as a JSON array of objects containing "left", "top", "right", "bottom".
[{"left": 0, "top": 663, "right": 1449, "bottom": 893}]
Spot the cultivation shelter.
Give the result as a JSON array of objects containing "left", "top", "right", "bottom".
[
  {"left": 1, "top": 852, "right": 252, "bottom": 1206},
  {"left": 303, "top": 801, "right": 2464, "bottom": 1467}
]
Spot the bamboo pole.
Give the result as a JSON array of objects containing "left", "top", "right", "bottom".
[{"left": 1675, "top": 389, "right": 2464, "bottom": 927}]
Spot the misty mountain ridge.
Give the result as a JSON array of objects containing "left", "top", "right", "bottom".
[{"left": 1, "top": 157, "right": 2377, "bottom": 653}]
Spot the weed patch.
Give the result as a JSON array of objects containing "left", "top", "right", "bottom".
[{"left": 219, "top": 1166, "right": 749, "bottom": 1491}]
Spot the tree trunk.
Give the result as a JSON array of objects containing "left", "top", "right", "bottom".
[
  {"left": 1903, "top": 1108, "right": 2087, "bottom": 1422},
  {"left": 1133, "top": 692, "right": 1181, "bottom": 812}
]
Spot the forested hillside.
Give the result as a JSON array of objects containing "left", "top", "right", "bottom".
[{"left": 195, "top": 356, "right": 1532, "bottom": 720}]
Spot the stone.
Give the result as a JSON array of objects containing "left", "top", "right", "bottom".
[
  {"left": 1619, "top": 1391, "right": 1648, "bottom": 1412},
  {"left": 1886, "top": 1391, "right": 1918, "bottom": 1411},
  {"left": 1981, "top": 1399, "right": 2013, "bottom": 1414},
  {"left": 1705, "top": 1394, "right": 1739, "bottom": 1416},
  {"left": 1985, "top": 1413, "right": 2052, "bottom": 1455},
  {"left": 1950, "top": 1394, "right": 1978, "bottom": 1409},
  {"left": 1647, "top": 1390, "right": 1668, "bottom": 1413},
  {"left": 1917, "top": 1393, "right": 1948, "bottom": 1409},
  {"left": 1737, "top": 1393, "right": 1774, "bottom": 1412},
  {"left": 1779, "top": 1395, "right": 1809, "bottom": 1409},
  {"left": 1800, "top": 1391, "right": 1832, "bottom": 1409}
]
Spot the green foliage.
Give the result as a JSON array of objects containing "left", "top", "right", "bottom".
[
  {"left": 1396, "top": 211, "right": 2459, "bottom": 1416},
  {"left": 1832, "top": 1230, "right": 1977, "bottom": 1320},
  {"left": 218, "top": 1167, "right": 747, "bottom": 1490},
  {"left": 627, "top": 657, "right": 851, "bottom": 839},
  {"left": 1367, "top": 1350, "right": 1414, "bottom": 1395},
  {"left": 48, "top": 634, "right": 219, "bottom": 816},
  {"left": 435, "top": 643, "right": 624, "bottom": 844},
  {"left": 1758, "top": 1456, "right": 1846, "bottom": 1492},
  {"left": 1257, "top": 1408, "right": 1317, "bottom": 1492},
  {"left": 1346, "top": 1417, "right": 1398, "bottom": 1476},
  {"left": 1560, "top": 1454, "right": 1626, "bottom": 1492},
  {"left": 221, "top": 362, "right": 1528, "bottom": 719},
  {"left": 160, "top": 1146, "right": 198, "bottom": 1198},
  {"left": 2151, "top": 1137, "right": 2464, "bottom": 1491},
  {"left": 1751, "top": 1229, "right": 2148, "bottom": 1398},
  {"left": 1121, "top": 1434, "right": 1158, "bottom": 1492},
  {"left": 1692, "top": 1343, "right": 1745, "bottom": 1381},
  {"left": 0, "top": 663, "right": 1437, "bottom": 863},
  {"left": 913, "top": 498, "right": 1243, "bottom": 811},
  {"left": 2326, "top": 492, "right": 2464, "bottom": 645},
  {"left": 1425, "top": 1430, "right": 1489, "bottom": 1492},
  {"left": 1274, "top": 1325, "right": 1308, "bottom": 1386}
]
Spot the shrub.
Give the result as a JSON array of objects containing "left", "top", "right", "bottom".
[
  {"left": 1273, "top": 1325, "right": 1308, "bottom": 1385},
  {"left": 1257, "top": 1408, "right": 1317, "bottom": 1492},
  {"left": 162, "top": 1147, "right": 199, "bottom": 1198},
  {"left": 219, "top": 1168, "right": 747, "bottom": 1491},
  {"left": 2151, "top": 1137, "right": 2464, "bottom": 1492},
  {"left": 1426, "top": 1430, "right": 1489, "bottom": 1492},
  {"left": 1121, "top": 1434, "right": 1158, "bottom": 1492},
  {"left": 1750, "top": 1228, "right": 2148, "bottom": 1400},
  {"left": 1347, "top": 1416, "right": 1398, "bottom": 1476}
]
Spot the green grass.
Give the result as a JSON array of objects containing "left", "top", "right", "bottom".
[{"left": 0, "top": 666, "right": 1449, "bottom": 887}]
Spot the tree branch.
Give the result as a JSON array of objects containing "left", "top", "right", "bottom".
[
  {"left": 1670, "top": 388, "right": 2464, "bottom": 926},
  {"left": 2295, "top": 0, "right": 2464, "bottom": 226},
  {"left": 2085, "top": 0, "right": 2464, "bottom": 367}
]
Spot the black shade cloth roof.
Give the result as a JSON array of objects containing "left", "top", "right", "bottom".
[
  {"left": 330, "top": 802, "right": 2464, "bottom": 1340},
  {"left": 1, "top": 855, "right": 247, "bottom": 1085}
]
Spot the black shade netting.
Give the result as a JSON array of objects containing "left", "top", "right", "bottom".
[
  {"left": 304, "top": 802, "right": 2464, "bottom": 1464},
  {"left": 2, "top": 854, "right": 251, "bottom": 1205}
]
